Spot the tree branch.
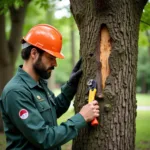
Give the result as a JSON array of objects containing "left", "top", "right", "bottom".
[{"left": 136, "top": 0, "right": 148, "bottom": 11}]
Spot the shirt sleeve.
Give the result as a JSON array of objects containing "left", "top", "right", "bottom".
[
  {"left": 3, "top": 89, "right": 87, "bottom": 149},
  {"left": 50, "top": 82, "right": 77, "bottom": 118}
]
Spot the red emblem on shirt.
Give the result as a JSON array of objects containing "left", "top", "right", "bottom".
[{"left": 19, "top": 109, "right": 29, "bottom": 119}]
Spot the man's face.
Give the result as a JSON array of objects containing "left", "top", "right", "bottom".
[{"left": 33, "top": 52, "right": 57, "bottom": 79}]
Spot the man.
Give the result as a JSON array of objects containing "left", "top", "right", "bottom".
[{"left": 0, "top": 24, "right": 99, "bottom": 150}]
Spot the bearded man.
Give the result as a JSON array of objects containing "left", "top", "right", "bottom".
[{"left": 0, "top": 24, "right": 99, "bottom": 150}]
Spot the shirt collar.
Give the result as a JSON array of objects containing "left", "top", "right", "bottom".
[
  {"left": 17, "top": 65, "right": 39, "bottom": 89},
  {"left": 39, "top": 79, "right": 48, "bottom": 86}
]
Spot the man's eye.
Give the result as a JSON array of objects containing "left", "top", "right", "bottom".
[{"left": 49, "top": 57, "right": 55, "bottom": 60}]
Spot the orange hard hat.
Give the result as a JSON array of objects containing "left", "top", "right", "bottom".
[{"left": 23, "top": 24, "right": 64, "bottom": 59}]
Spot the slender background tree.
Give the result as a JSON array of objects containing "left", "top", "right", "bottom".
[
  {"left": 137, "top": 2, "right": 150, "bottom": 93},
  {"left": 0, "top": 0, "right": 31, "bottom": 131}
]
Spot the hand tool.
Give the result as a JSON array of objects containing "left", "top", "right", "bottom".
[{"left": 87, "top": 79, "right": 99, "bottom": 126}]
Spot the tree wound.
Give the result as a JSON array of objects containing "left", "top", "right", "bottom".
[{"left": 100, "top": 25, "right": 112, "bottom": 89}]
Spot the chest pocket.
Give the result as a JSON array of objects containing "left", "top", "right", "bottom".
[{"left": 36, "top": 100, "right": 53, "bottom": 125}]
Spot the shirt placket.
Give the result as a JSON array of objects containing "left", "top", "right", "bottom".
[{"left": 40, "top": 83, "right": 57, "bottom": 126}]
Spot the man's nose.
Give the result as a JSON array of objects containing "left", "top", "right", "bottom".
[{"left": 53, "top": 59, "right": 57, "bottom": 67}]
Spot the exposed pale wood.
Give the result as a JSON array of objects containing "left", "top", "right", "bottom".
[{"left": 100, "top": 25, "right": 111, "bottom": 89}]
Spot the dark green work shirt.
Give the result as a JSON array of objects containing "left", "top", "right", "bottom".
[{"left": 0, "top": 66, "right": 86, "bottom": 150}]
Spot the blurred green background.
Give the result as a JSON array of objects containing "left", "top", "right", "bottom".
[{"left": 0, "top": 0, "right": 150, "bottom": 150}]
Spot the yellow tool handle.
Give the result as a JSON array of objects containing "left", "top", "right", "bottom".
[
  {"left": 88, "top": 89, "right": 97, "bottom": 103},
  {"left": 88, "top": 88, "right": 99, "bottom": 126}
]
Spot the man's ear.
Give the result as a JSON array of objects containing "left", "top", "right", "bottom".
[{"left": 30, "top": 48, "right": 38, "bottom": 59}]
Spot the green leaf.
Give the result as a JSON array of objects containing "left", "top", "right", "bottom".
[{"left": 140, "top": 2, "right": 150, "bottom": 31}]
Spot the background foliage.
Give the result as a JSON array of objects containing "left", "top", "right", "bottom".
[
  {"left": 137, "top": 1, "right": 150, "bottom": 93},
  {"left": 0, "top": 0, "right": 149, "bottom": 149}
]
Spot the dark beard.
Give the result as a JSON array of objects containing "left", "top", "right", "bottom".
[{"left": 33, "top": 55, "right": 54, "bottom": 79}]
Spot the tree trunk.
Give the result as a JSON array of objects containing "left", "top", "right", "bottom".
[
  {"left": 146, "top": 30, "right": 150, "bottom": 58},
  {"left": 141, "top": 73, "right": 147, "bottom": 93},
  {"left": 0, "top": 0, "right": 30, "bottom": 131},
  {"left": 71, "top": 20, "right": 76, "bottom": 68},
  {"left": 0, "top": 14, "right": 13, "bottom": 93},
  {"left": 145, "top": 30, "right": 150, "bottom": 93},
  {"left": 70, "top": 0, "right": 148, "bottom": 149},
  {"left": 46, "top": 7, "right": 56, "bottom": 91}
]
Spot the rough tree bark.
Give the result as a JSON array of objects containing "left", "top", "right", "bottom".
[
  {"left": 70, "top": 0, "right": 148, "bottom": 150},
  {"left": 0, "top": 0, "right": 31, "bottom": 131}
]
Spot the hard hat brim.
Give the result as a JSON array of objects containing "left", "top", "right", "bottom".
[{"left": 44, "top": 49, "right": 65, "bottom": 59}]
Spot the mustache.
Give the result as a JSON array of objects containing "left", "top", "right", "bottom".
[{"left": 47, "top": 66, "right": 55, "bottom": 71}]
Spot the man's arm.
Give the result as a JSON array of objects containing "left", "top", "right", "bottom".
[
  {"left": 50, "top": 83, "right": 77, "bottom": 118},
  {"left": 3, "top": 89, "right": 87, "bottom": 149},
  {"left": 52, "top": 58, "right": 82, "bottom": 118}
]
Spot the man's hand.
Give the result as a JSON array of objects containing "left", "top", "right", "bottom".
[
  {"left": 79, "top": 100, "right": 100, "bottom": 122},
  {"left": 68, "top": 58, "right": 82, "bottom": 89}
]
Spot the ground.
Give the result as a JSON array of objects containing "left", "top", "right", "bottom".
[{"left": 0, "top": 93, "right": 149, "bottom": 150}]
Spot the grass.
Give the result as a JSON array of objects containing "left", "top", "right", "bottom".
[
  {"left": 136, "top": 111, "right": 150, "bottom": 150},
  {"left": 136, "top": 94, "right": 150, "bottom": 106},
  {"left": 57, "top": 109, "right": 75, "bottom": 125},
  {"left": 0, "top": 93, "right": 149, "bottom": 150}
]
